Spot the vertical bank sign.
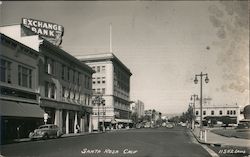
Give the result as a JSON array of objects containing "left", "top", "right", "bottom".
[{"left": 21, "top": 18, "right": 64, "bottom": 46}]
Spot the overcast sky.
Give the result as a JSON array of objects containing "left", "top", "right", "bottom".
[{"left": 1, "top": 1, "right": 249, "bottom": 114}]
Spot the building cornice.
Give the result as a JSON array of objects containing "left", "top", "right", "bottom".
[
  {"left": 76, "top": 53, "right": 132, "bottom": 76},
  {"left": 40, "top": 40, "right": 95, "bottom": 74},
  {"left": 0, "top": 33, "right": 40, "bottom": 59}
]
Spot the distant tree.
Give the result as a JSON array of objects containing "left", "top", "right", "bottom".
[
  {"left": 131, "top": 112, "right": 139, "bottom": 124},
  {"left": 221, "top": 116, "right": 231, "bottom": 128},
  {"left": 178, "top": 105, "right": 194, "bottom": 123},
  {"left": 169, "top": 116, "right": 180, "bottom": 124},
  {"left": 243, "top": 105, "right": 250, "bottom": 119},
  {"left": 143, "top": 115, "right": 151, "bottom": 122}
]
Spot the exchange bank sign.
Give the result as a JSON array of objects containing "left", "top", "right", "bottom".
[{"left": 21, "top": 18, "right": 64, "bottom": 46}]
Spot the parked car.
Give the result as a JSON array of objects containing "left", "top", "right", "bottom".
[
  {"left": 166, "top": 123, "right": 174, "bottom": 128},
  {"left": 29, "top": 124, "right": 63, "bottom": 140}
]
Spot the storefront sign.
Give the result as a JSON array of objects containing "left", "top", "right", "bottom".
[{"left": 21, "top": 18, "right": 64, "bottom": 46}]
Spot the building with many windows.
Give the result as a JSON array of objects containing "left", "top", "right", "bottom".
[
  {"left": 1, "top": 24, "right": 94, "bottom": 135},
  {"left": 131, "top": 100, "right": 145, "bottom": 118},
  {"left": 0, "top": 33, "right": 45, "bottom": 144},
  {"left": 194, "top": 98, "right": 242, "bottom": 125},
  {"left": 76, "top": 53, "right": 132, "bottom": 130}
]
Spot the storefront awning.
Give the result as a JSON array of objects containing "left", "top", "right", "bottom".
[
  {"left": 0, "top": 100, "right": 45, "bottom": 118},
  {"left": 115, "top": 119, "right": 132, "bottom": 123}
]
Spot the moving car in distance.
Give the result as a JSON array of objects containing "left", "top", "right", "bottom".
[{"left": 29, "top": 124, "right": 63, "bottom": 140}]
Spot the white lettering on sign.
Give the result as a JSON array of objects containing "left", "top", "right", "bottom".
[{"left": 21, "top": 18, "right": 64, "bottom": 38}]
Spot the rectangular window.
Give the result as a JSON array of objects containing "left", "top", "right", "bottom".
[
  {"left": 227, "top": 110, "right": 230, "bottom": 115},
  {"left": 96, "top": 66, "right": 100, "bottom": 72},
  {"left": 97, "top": 77, "right": 101, "bottom": 84},
  {"left": 233, "top": 110, "right": 236, "bottom": 115},
  {"left": 101, "top": 66, "right": 105, "bottom": 72},
  {"left": 18, "top": 65, "right": 32, "bottom": 88},
  {"left": 45, "top": 82, "right": 49, "bottom": 97},
  {"left": 78, "top": 72, "right": 80, "bottom": 85},
  {"left": 45, "top": 82, "right": 56, "bottom": 99},
  {"left": 73, "top": 70, "right": 76, "bottom": 83},
  {"left": 61, "top": 64, "right": 65, "bottom": 80},
  {"left": 45, "top": 57, "right": 54, "bottom": 75},
  {"left": 50, "top": 83, "right": 56, "bottom": 99},
  {"left": 62, "top": 86, "right": 65, "bottom": 97},
  {"left": 102, "top": 77, "right": 106, "bottom": 84},
  {"left": 97, "top": 88, "right": 101, "bottom": 94},
  {"left": 0, "top": 59, "right": 11, "bottom": 83},
  {"left": 67, "top": 67, "right": 70, "bottom": 81},
  {"left": 102, "top": 88, "right": 105, "bottom": 94}
]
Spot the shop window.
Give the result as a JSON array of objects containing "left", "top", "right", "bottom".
[
  {"left": 0, "top": 59, "right": 11, "bottom": 83},
  {"left": 18, "top": 65, "right": 32, "bottom": 88}
]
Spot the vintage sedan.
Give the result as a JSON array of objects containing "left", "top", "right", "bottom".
[{"left": 29, "top": 124, "right": 63, "bottom": 140}]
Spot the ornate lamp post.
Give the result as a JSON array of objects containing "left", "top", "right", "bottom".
[
  {"left": 190, "top": 94, "right": 199, "bottom": 130},
  {"left": 194, "top": 72, "right": 209, "bottom": 130}
]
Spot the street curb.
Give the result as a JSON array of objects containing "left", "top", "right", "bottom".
[
  {"left": 189, "top": 129, "right": 220, "bottom": 157},
  {"left": 10, "top": 129, "right": 126, "bottom": 145},
  {"left": 190, "top": 129, "right": 222, "bottom": 147},
  {"left": 11, "top": 131, "right": 105, "bottom": 144}
]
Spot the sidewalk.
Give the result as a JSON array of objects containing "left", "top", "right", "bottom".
[{"left": 192, "top": 127, "right": 250, "bottom": 147}]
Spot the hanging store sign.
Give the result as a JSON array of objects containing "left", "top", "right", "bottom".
[{"left": 21, "top": 18, "right": 64, "bottom": 46}]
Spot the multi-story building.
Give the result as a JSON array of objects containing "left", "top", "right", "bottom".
[
  {"left": 76, "top": 53, "right": 132, "bottom": 130},
  {"left": 194, "top": 98, "right": 242, "bottom": 124},
  {"left": 1, "top": 22, "right": 94, "bottom": 135},
  {"left": 0, "top": 33, "right": 45, "bottom": 143},
  {"left": 131, "top": 100, "right": 145, "bottom": 118}
]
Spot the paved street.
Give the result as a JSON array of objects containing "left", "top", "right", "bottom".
[{"left": 1, "top": 126, "right": 211, "bottom": 157}]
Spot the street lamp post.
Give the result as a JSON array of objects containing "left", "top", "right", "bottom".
[
  {"left": 194, "top": 72, "right": 209, "bottom": 130},
  {"left": 190, "top": 94, "right": 199, "bottom": 130},
  {"left": 102, "top": 102, "right": 105, "bottom": 132}
]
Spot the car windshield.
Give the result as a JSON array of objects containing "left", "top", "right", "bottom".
[{"left": 38, "top": 125, "right": 49, "bottom": 129}]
